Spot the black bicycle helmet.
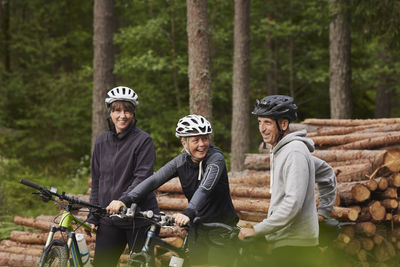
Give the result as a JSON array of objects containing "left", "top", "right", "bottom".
[{"left": 252, "top": 95, "right": 297, "bottom": 122}]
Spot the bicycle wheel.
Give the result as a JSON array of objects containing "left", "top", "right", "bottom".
[
  {"left": 39, "top": 245, "right": 69, "bottom": 267},
  {"left": 128, "top": 252, "right": 153, "bottom": 267}
]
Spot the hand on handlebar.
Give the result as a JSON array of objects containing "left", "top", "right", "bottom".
[
  {"left": 172, "top": 213, "right": 190, "bottom": 226},
  {"left": 106, "top": 200, "right": 126, "bottom": 214},
  {"left": 238, "top": 227, "right": 256, "bottom": 240}
]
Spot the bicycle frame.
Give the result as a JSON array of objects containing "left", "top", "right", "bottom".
[
  {"left": 19, "top": 179, "right": 103, "bottom": 267},
  {"left": 116, "top": 205, "right": 191, "bottom": 267},
  {"left": 41, "top": 207, "right": 92, "bottom": 267},
  {"left": 131, "top": 222, "right": 189, "bottom": 266}
]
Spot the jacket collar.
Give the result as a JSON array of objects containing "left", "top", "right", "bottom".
[{"left": 112, "top": 122, "right": 135, "bottom": 140}]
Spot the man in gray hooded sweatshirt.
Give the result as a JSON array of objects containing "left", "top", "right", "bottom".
[{"left": 239, "top": 95, "right": 336, "bottom": 266}]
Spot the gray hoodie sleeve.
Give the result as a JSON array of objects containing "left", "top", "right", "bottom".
[{"left": 313, "top": 156, "right": 337, "bottom": 218}]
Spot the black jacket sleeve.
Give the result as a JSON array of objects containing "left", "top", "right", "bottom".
[
  {"left": 120, "top": 156, "right": 179, "bottom": 206},
  {"left": 88, "top": 142, "right": 101, "bottom": 225}
]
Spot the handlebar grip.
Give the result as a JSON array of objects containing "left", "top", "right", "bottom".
[{"left": 20, "top": 179, "right": 46, "bottom": 191}]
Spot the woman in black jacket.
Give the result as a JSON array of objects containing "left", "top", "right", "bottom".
[
  {"left": 107, "top": 114, "right": 238, "bottom": 266},
  {"left": 88, "top": 86, "right": 159, "bottom": 267}
]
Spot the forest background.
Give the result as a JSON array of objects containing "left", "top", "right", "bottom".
[{"left": 0, "top": 0, "right": 400, "bottom": 238}]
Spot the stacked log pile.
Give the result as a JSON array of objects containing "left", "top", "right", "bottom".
[
  {"left": 300, "top": 119, "right": 400, "bottom": 265},
  {"left": 1, "top": 118, "right": 399, "bottom": 266}
]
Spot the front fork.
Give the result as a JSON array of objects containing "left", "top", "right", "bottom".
[
  {"left": 142, "top": 225, "right": 157, "bottom": 254},
  {"left": 42, "top": 225, "right": 83, "bottom": 267},
  {"left": 43, "top": 225, "right": 57, "bottom": 248}
]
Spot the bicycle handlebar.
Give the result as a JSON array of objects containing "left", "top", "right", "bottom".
[
  {"left": 112, "top": 203, "right": 175, "bottom": 226},
  {"left": 20, "top": 179, "right": 47, "bottom": 191},
  {"left": 20, "top": 179, "right": 105, "bottom": 212}
]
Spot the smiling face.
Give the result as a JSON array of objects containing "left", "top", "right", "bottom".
[
  {"left": 258, "top": 117, "right": 288, "bottom": 147},
  {"left": 181, "top": 135, "right": 210, "bottom": 162},
  {"left": 110, "top": 101, "right": 134, "bottom": 133}
]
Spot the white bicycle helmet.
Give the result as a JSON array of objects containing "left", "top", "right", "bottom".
[
  {"left": 175, "top": 114, "right": 213, "bottom": 138},
  {"left": 105, "top": 86, "right": 139, "bottom": 108}
]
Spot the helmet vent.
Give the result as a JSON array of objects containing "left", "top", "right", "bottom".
[
  {"left": 105, "top": 86, "right": 139, "bottom": 108},
  {"left": 175, "top": 114, "right": 213, "bottom": 138}
]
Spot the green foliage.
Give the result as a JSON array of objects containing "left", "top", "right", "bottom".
[
  {"left": 0, "top": 156, "right": 91, "bottom": 240},
  {"left": 0, "top": 0, "right": 93, "bottom": 175},
  {"left": 0, "top": 157, "right": 90, "bottom": 218}
]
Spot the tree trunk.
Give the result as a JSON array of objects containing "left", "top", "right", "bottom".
[
  {"left": 359, "top": 237, "right": 374, "bottom": 251},
  {"left": 169, "top": 1, "right": 181, "bottom": 111},
  {"left": 229, "top": 170, "right": 270, "bottom": 185},
  {"left": 265, "top": 13, "right": 278, "bottom": 95},
  {"left": 0, "top": 252, "right": 40, "bottom": 267},
  {"left": 329, "top": 0, "right": 352, "bottom": 119},
  {"left": 236, "top": 210, "right": 267, "bottom": 222},
  {"left": 355, "top": 221, "right": 376, "bottom": 237},
  {"left": 231, "top": 0, "right": 250, "bottom": 172},
  {"left": 186, "top": 0, "right": 212, "bottom": 120},
  {"left": 330, "top": 206, "right": 359, "bottom": 221},
  {"left": 388, "top": 173, "right": 400, "bottom": 187},
  {"left": 337, "top": 183, "right": 370, "bottom": 204},
  {"left": 304, "top": 118, "right": 400, "bottom": 126},
  {"left": 1, "top": 0, "right": 10, "bottom": 72},
  {"left": 311, "top": 132, "right": 389, "bottom": 147},
  {"left": 328, "top": 132, "right": 400, "bottom": 150},
  {"left": 92, "top": 0, "right": 115, "bottom": 150},
  {"left": 375, "top": 44, "right": 393, "bottom": 118},
  {"left": 359, "top": 201, "right": 386, "bottom": 222},
  {"left": 232, "top": 197, "right": 269, "bottom": 213}
]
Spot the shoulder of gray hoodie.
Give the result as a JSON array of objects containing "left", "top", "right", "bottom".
[{"left": 276, "top": 130, "right": 337, "bottom": 218}]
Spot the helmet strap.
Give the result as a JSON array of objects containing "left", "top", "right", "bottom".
[
  {"left": 133, "top": 113, "right": 137, "bottom": 127},
  {"left": 275, "top": 119, "right": 286, "bottom": 142},
  {"left": 107, "top": 116, "right": 115, "bottom": 132}
]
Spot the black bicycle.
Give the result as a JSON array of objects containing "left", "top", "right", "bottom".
[
  {"left": 198, "top": 220, "right": 265, "bottom": 267},
  {"left": 115, "top": 204, "right": 261, "bottom": 267},
  {"left": 110, "top": 203, "right": 189, "bottom": 267}
]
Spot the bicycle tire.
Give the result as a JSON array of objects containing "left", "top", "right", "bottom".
[
  {"left": 39, "top": 245, "right": 69, "bottom": 267},
  {"left": 128, "top": 253, "right": 153, "bottom": 267}
]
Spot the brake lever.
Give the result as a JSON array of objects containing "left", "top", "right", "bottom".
[
  {"left": 109, "top": 206, "right": 129, "bottom": 219},
  {"left": 33, "top": 191, "right": 53, "bottom": 202}
]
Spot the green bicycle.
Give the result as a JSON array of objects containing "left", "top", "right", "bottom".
[{"left": 20, "top": 179, "right": 106, "bottom": 267}]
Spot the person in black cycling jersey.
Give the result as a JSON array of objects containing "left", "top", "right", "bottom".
[
  {"left": 88, "top": 86, "right": 159, "bottom": 267},
  {"left": 107, "top": 114, "right": 239, "bottom": 266}
]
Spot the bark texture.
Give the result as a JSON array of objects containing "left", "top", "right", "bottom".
[
  {"left": 329, "top": 0, "right": 352, "bottom": 119},
  {"left": 231, "top": 0, "right": 250, "bottom": 172},
  {"left": 92, "top": 0, "right": 115, "bottom": 150},
  {"left": 186, "top": 0, "right": 212, "bottom": 120}
]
